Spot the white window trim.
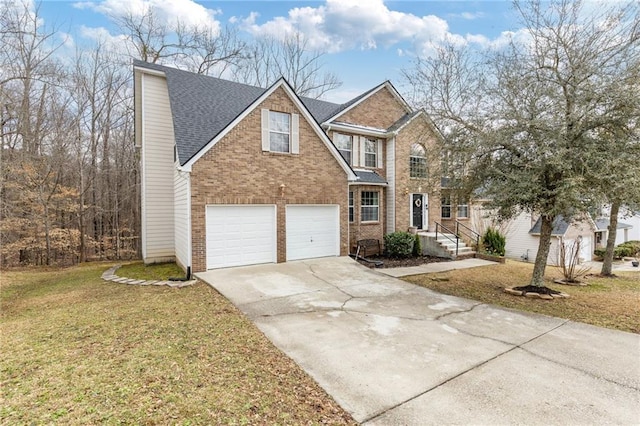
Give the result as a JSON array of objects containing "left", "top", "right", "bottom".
[
  {"left": 441, "top": 195, "right": 452, "bottom": 219},
  {"left": 457, "top": 202, "right": 469, "bottom": 219},
  {"left": 361, "top": 191, "right": 380, "bottom": 223},
  {"left": 335, "top": 132, "right": 353, "bottom": 165},
  {"left": 364, "top": 138, "right": 377, "bottom": 168},
  {"left": 410, "top": 143, "right": 428, "bottom": 178},
  {"left": 261, "top": 108, "right": 299, "bottom": 154}
]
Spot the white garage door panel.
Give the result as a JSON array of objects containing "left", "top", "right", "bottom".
[
  {"left": 286, "top": 206, "right": 339, "bottom": 261},
  {"left": 206, "top": 205, "right": 276, "bottom": 269}
]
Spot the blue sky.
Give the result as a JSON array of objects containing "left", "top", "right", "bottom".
[{"left": 37, "top": 0, "right": 522, "bottom": 102}]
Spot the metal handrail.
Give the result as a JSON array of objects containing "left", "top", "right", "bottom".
[
  {"left": 456, "top": 221, "right": 480, "bottom": 251},
  {"left": 435, "top": 221, "right": 459, "bottom": 256}
]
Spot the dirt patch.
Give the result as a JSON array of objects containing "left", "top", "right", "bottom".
[{"left": 357, "top": 255, "right": 451, "bottom": 269}]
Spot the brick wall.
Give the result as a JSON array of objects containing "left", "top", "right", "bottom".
[
  {"left": 189, "top": 86, "right": 349, "bottom": 272},
  {"left": 348, "top": 185, "right": 386, "bottom": 251},
  {"left": 338, "top": 87, "right": 407, "bottom": 129},
  {"left": 393, "top": 117, "right": 442, "bottom": 232}
]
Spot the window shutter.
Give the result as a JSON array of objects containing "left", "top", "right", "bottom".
[
  {"left": 359, "top": 136, "right": 366, "bottom": 166},
  {"left": 377, "top": 139, "right": 383, "bottom": 168},
  {"left": 261, "top": 109, "right": 270, "bottom": 151},
  {"left": 291, "top": 113, "right": 299, "bottom": 154},
  {"left": 351, "top": 134, "right": 359, "bottom": 166}
]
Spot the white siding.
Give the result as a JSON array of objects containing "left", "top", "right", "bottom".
[
  {"left": 141, "top": 73, "right": 175, "bottom": 262},
  {"left": 386, "top": 138, "right": 395, "bottom": 233},
  {"left": 505, "top": 212, "right": 541, "bottom": 263},
  {"left": 174, "top": 168, "right": 190, "bottom": 270},
  {"left": 505, "top": 212, "right": 561, "bottom": 265}
]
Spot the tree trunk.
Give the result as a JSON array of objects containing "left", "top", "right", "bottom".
[
  {"left": 600, "top": 201, "right": 620, "bottom": 276},
  {"left": 530, "top": 214, "right": 555, "bottom": 287}
]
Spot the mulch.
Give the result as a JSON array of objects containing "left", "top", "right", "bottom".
[{"left": 356, "top": 255, "right": 451, "bottom": 269}]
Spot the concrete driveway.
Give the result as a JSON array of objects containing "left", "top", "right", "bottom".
[{"left": 197, "top": 257, "right": 640, "bottom": 425}]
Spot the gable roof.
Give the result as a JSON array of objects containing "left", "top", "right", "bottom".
[
  {"left": 594, "top": 218, "right": 633, "bottom": 231},
  {"left": 323, "top": 81, "right": 412, "bottom": 124},
  {"left": 529, "top": 216, "right": 571, "bottom": 236},
  {"left": 134, "top": 61, "right": 402, "bottom": 168},
  {"left": 529, "top": 214, "right": 597, "bottom": 236}
]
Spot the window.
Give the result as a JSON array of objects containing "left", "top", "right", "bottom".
[
  {"left": 269, "top": 111, "right": 290, "bottom": 153},
  {"left": 457, "top": 200, "right": 469, "bottom": 218},
  {"left": 349, "top": 191, "right": 354, "bottom": 222},
  {"left": 410, "top": 143, "right": 427, "bottom": 178},
  {"left": 361, "top": 191, "right": 379, "bottom": 222},
  {"left": 364, "top": 138, "right": 377, "bottom": 168},
  {"left": 335, "top": 133, "right": 352, "bottom": 165},
  {"left": 441, "top": 195, "right": 451, "bottom": 219}
]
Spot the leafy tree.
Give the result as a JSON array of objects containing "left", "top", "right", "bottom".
[{"left": 404, "top": 0, "right": 639, "bottom": 287}]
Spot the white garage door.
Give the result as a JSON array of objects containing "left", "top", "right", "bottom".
[
  {"left": 561, "top": 236, "right": 593, "bottom": 265},
  {"left": 286, "top": 205, "right": 339, "bottom": 261},
  {"left": 206, "top": 205, "right": 276, "bottom": 269}
]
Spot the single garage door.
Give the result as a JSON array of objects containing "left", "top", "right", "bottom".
[
  {"left": 206, "top": 205, "right": 276, "bottom": 269},
  {"left": 563, "top": 236, "right": 593, "bottom": 264},
  {"left": 286, "top": 205, "right": 339, "bottom": 261}
]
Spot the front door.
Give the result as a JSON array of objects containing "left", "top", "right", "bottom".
[{"left": 412, "top": 194, "right": 427, "bottom": 229}]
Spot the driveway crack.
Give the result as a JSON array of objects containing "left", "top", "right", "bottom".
[{"left": 361, "top": 318, "right": 572, "bottom": 424}]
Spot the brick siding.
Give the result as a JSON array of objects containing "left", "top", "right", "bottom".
[{"left": 189, "top": 87, "right": 349, "bottom": 272}]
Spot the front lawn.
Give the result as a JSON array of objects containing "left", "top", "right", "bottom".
[
  {"left": 0, "top": 263, "right": 355, "bottom": 425},
  {"left": 403, "top": 260, "right": 640, "bottom": 334}
]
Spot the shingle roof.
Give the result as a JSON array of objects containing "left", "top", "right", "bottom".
[
  {"left": 529, "top": 216, "right": 570, "bottom": 236},
  {"left": 387, "top": 111, "right": 421, "bottom": 133},
  {"left": 134, "top": 60, "right": 352, "bottom": 166},
  {"left": 353, "top": 170, "right": 387, "bottom": 185},
  {"left": 594, "top": 218, "right": 633, "bottom": 231}
]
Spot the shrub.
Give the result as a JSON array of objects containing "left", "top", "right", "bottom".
[
  {"left": 481, "top": 227, "right": 506, "bottom": 257},
  {"left": 618, "top": 240, "right": 640, "bottom": 256},
  {"left": 594, "top": 248, "right": 606, "bottom": 258},
  {"left": 594, "top": 241, "right": 640, "bottom": 259},
  {"left": 412, "top": 234, "right": 422, "bottom": 257},
  {"left": 384, "top": 232, "right": 415, "bottom": 258}
]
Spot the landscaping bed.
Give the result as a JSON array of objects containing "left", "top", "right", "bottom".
[{"left": 356, "top": 255, "right": 451, "bottom": 268}]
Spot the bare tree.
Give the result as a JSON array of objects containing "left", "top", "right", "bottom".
[
  {"left": 234, "top": 31, "right": 341, "bottom": 98},
  {"left": 403, "top": 0, "right": 640, "bottom": 288}
]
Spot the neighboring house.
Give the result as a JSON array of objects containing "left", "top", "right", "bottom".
[
  {"left": 134, "top": 61, "right": 443, "bottom": 273},
  {"left": 594, "top": 205, "right": 639, "bottom": 246},
  {"left": 504, "top": 212, "right": 596, "bottom": 265},
  {"left": 594, "top": 219, "right": 633, "bottom": 247}
]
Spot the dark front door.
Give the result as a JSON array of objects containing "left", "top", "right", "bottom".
[{"left": 412, "top": 194, "right": 424, "bottom": 229}]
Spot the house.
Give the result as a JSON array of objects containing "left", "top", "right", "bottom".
[
  {"left": 504, "top": 212, "right": 596, "bottom": 265},
  {"left": 134, "top": 61, "right": 443, "bottom": 273},
  {"left": 594, "top": 205, "right": 639, "bottom": 247}
]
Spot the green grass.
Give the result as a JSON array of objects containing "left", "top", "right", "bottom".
[
  {"left": 116, "top": 261, "right": 186, "bottom": 280},
  {"left": 404, "top": 260, "right": 640, "bottom": 334},
  {"left": 1, "top": 263, "right": 355, "bottom": 425}
]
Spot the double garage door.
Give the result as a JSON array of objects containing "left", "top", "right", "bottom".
[{"left": 206, "top": 205, "right": 339, "bottom": 269}]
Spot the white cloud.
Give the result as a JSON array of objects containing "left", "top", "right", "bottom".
[
  {"left": 79, "top": 25, "right": 130, "bottom": 52},
  {"left": 73, "top": 0, "right": 221, "bottom": 31},
  {"left": 237, "top": 0, "right": 493, "bottom": 55},
  {"left": 449, "top": 11, "right": 485, "bottom": 20}
]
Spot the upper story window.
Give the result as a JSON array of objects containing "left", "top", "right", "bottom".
[
  {"left": 410, "top": 143, "right": 427, "bottom": 178},
  {"left": 261, "top": 109, "right": 299, "bottom": 154},
  {"left": 335, "top": 133, "right": 352, "bottom": 165},
  {"left": 269, "top": 111, "right": 290, "bottom": 152},
  {"left": 364, "top": 138, "right": 377, "bottom": 168}
]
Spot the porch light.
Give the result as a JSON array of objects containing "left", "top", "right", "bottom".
[{"left": 279, "top": 183, "right": 286, "bottom": 198}]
